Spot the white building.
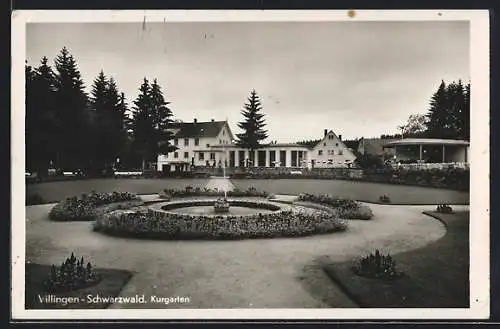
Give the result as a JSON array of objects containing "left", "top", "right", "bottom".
[
  {"left": 309, "top": 129, "right": 357, "bottom": 168},
  {"left": 157, "top": 119, "right": 235, "bottom": 172},
  {"left": 157, "top": 121, "right": 357, "bottom": 172}
]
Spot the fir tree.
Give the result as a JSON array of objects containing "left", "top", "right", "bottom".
[
  {"left": 236, "top": 90, "right": 268, "bottom": 165},
  {"left": 425, "top": 80, "right": 470, "bottom": 140},
  {"left": 425, "top": 80, "right": 449, "bottom": 138},
  {"left": 90, "top": 71, "right": 128, "bottom": 172},
  {"left": 150, "top": 79, "right": 177, "bottom": 157},
  {"left": 131, "top": 78, "right": 154, "bottom": 170},
  {"left": 26, "top": 57, "right": 58, "bottom": 176},
  {"left": 52, "top": 47, "right": 90, "bottom": 170}
]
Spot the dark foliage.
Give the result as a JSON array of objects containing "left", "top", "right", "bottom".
[
  {"left": 352, "top": 250, "right": 403, "bottom": 281},
  {"left": 437, "top": 204, "right": 453, "bottom": 213},
  {"left": 49, "top": 191, "right": 139, "bottom": 221},
  {"left": 44, "top": 253, "right": 100, "bottom": 293}
]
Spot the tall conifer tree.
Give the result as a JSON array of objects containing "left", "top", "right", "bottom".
[{"left": 236, "top": 90, "right": 268, "bottom": 165}]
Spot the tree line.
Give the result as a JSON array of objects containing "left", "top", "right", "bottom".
[
  {"left": 26, "top": 47, "right": 269, "bottom": 176},
  {"left": 396, "top": 80, "right": 470, "bottom": 140}
]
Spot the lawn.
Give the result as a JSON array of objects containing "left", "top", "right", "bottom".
[
  {"left": 25, "top": 263, "right": 133, "bottom": 309},
  {"left": 322, "top": 211, "right": 469, "bottom": 308},
  {"left": 26, "top": 178, "right": 469, "bottom": 205}
]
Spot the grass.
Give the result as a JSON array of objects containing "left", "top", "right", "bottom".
[
  {"left": 25, "top": 263, "right": 133, "bottom": 309},
  {"left": 26, "top": 178, "right": 469, "bottom": 205},
  {"left": 322, "top": 211, "right": 470, "bottom": 308}
]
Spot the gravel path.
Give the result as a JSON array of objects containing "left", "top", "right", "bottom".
[{"left": 25, "top": 201, "right": 464, "bottom": 308}]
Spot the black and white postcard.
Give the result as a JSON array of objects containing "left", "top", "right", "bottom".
[{"left": 11, "top": 10, "right": 490, "bottom": 320}]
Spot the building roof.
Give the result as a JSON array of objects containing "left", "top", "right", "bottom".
[
  {"left": 360, "top": 138, "right": 398, "bottom": 155},
  {"left": 383, "top": 138, "right": 470, "bottom": 147},
  {"left": 171, "top": 120, "right": 226, "bottom": 138}
]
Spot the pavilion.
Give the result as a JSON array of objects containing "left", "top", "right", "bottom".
[{"left": 382, "top": 138, "right": 470, "bottom": 164}]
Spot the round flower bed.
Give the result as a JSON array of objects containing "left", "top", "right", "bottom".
[
  {"left": 49, "top": 191, "right": 141, "bottom": 221},
  {"left": 297, "top": 193, "right": 374, "bottom": 220},
  {"left": 93, "top": 202, "right": 347, "bottom": 240}
]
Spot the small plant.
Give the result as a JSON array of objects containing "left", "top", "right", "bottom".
[
  {"left": 43, "top": 252, "right": 100, "bottom": 293},
  {"left": 352, "top": 249, "right": 402, "bottom": 280},
  {"left": 436, "top": 203, "right": 453, "bottom": 213},
  {"left": 379, "top": 195, "right": 391, "bottom": 203}
]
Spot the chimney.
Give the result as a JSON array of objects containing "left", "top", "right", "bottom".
[
  {"left": 211, "top": 119, "right": 215, "bottom": 122},
  {"left": 338, "top": 134, "right": 342, "bottom": 141},
  {"left": 194, "top": 118, "right": 197, "bottom": 123},
  {"left": 324, "top": 129, "right": 328, "bottom": 137}
]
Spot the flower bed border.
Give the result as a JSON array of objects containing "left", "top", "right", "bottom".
[{"left": 93, "top": 198, "right": 347, "bottom": 240}]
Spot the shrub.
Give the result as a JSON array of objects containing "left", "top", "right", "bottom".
[
  {"left": 43, "top": 253, "right": 100, "bottom": 293},
  {"left": 297, "top": 193, "right": 373, "bottom": 220},
  {"left": 336, "top": 204, "right": 374, "bottom": 220},
  {"left": 94, "top": 207, "right": 347, "bottom": 240},
  {"left": 298, "top": 193, "right": 358, "bottom": 208},
  {"left": 379, "top": 195, "right": 391, "bottom": 203},
  {"left": 49, "top": 191, "right": 139, "bottom": 221},
  {"left": 436, "top": 204, "right": 453, "bottom": 213},
  {"left": 352, "top": 249, "right": 403, "bottom": 281}
]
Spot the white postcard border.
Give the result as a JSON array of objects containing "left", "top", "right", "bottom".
[{"left": 11, "top": 9, "right": 490, "bottom": 320}]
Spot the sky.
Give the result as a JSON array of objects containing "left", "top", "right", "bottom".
[{"left": 26, "top": 21, "right": 469, "bottom": 142}]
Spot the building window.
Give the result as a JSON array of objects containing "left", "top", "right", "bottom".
[
  {"left": 219, "top": 139, "right": 222, "bottom": 144},
  {"left": 206, "top": 143, "right": 210, "bottom": 148},
  {"left": 324, "top": 143, "right": 326, "bottom": 146},
  {"left": 199, "top": 152, "right": 205, "bottom": 160},
  {"left": 184, "top": 152, "right": 189, "bottom": 158},
  {"left": 210, "top": 152, "right": 215, "bottom": 160},
  {"left": 330, "top": 150, "right": 335, "bottom": 155},
  {"left": 174, "top": 152, "right": 178, "bottom": 158},
  {"left": 174, "top": 139, "right": 178, "bottom": 146},
  {"left": 195, "top": 138, "right": 199, "bottom": 146},
  {"left": 336, "top": 143, "right": 339, "bottom": 146},
  {"left": 339, "top": 149, "right": 343, "bottom": 155},
  {"left": 318, "top": 150, "right": 323, "bottom": 156},
  {"left": 184, "top": 138, "right": 189, "bottom": 146},
  {"left": 222, "top": 130, "right": 225, "bottom": 136}
]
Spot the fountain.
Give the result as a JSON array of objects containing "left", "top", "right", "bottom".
[{"left": 211, "top": 147, "right": 231, "bottom": 213}]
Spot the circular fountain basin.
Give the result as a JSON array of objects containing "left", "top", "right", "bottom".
[
  {"left": 168, "top": 205, "right": 276, "bottom": 216},
  {"left": 150, "top": 199, "right": 287, "bottom": 217}
]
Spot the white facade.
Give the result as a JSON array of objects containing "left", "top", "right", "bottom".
[
  {"left": 309, "top": 130, "right": 357, "bottom": 168},
  {"left": 157, "top": 121, "right": 234, "bottom": 172},
  {"left": 157, "top": 123, "right": 357, "bottom": 171}
]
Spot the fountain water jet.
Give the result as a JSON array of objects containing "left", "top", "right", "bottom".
[{"left": 208, "top": 145, "right": 233, "bottom": 213}]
